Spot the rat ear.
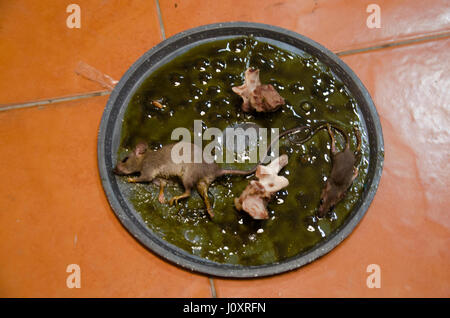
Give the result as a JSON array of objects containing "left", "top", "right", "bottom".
[{"left": 134, "top": 143, "right": 148, "bottom": 155}]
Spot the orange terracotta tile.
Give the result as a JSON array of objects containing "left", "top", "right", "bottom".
[
  {"left": 0, "top": 97, "right": 211, "bottom": 297},
  {"left": 0, "top": 1, "right": 162, "bottom": 104},
  {"left": 212, "top": 38, "right": 450, "bottom": 297},
  {"left": 160, "top": 0, "right": 450, "bottom": 52}
]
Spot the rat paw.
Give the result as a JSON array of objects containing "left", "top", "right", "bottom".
[
  {"left": 169, "top": 197, "right": 182, "bottom": 206},
  {"left": 206, "top": 207, "right": 214, "bottom": 218}
]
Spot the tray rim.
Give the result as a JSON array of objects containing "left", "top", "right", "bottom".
[{"left": 97, "top": 22, "right": 384, "bottom": 278}]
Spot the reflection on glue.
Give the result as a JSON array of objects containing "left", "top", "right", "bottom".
[{"left": 75, "top": 61, "right": 118, "bottom": 90}]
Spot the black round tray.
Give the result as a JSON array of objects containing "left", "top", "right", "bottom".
[{"left": 97, "top": 22, "right": 384, "bottom": 278}]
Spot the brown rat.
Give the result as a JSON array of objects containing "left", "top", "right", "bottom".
[
  {"left": 113, "top": 141, "right": 256, "bottom": 218},
  {"left": 317, "top": 124, "right": 361, "bottom": 218}
]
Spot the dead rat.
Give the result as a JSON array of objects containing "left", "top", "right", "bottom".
[
  {"left": 113, "top": 141, "right": 257, "bottom": 218},
  {"left": 317, "top": 124, "right": 362, "bottom": 218}
]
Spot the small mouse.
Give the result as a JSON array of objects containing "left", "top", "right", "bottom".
[
  {"left": 317, "top": 124, "right": 361, "bottom": 218},
  {"left": 113, "top": 141, "right": 256, "bottom": 218}
]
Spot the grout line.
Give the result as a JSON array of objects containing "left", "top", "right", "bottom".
[
  {"left": 0, "top": 90, "right": 111, "bottom": 112},
  {"left": 155, "top": 0, "right": 166, "bottom": 40},
  {"left": 1, "top": 30, "right": 449, "bottom": 113},
  {"left": 336, "top": 31, "right": 450, "bottom": 56},
  {"left": 209, "top": 278, "right": 217, "bottom": 298}
]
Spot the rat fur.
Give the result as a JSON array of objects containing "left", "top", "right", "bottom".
[{"left": 317, "top": 124, "right": 361, "bottom": 217}]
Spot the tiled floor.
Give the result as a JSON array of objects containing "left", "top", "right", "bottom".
[{"left": 1, "top": 1, "right": 449, "bottom": 297}]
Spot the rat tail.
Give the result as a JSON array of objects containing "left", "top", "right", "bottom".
[
  {"left": 218, "top": 125, "right": 322, "bottom": 177},
  {"left": 218, "top": 167, "right": 257, "bottom": 177},
  {"left": 326, "top": 124, "right": 349, "bottom": 146},
  {"left": 287, "top": 123, "right": 330, "bottom": 145},
  {"left": 218, "top": 122, "right": 356, "bottom": 177},
  {"left": 354, "top": 126, "right": 362, "bottom": 152},
  {"left": 290, "top": 123, "right": 352, "bottom": 148},
  {"left": 326, "top": 124, "right": 362, "bottom": 165},
  {"left": 331, "top": 124, "right": 363, "bottom": 159},
  {"left": 354, "top": 126, "right": 362, "bottom": 163}
]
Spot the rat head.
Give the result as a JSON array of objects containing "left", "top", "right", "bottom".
[
  {"left": 317, "top": 181, "right": 339, "bottom": 218},
  {"left": 113, "top": 143, "right": 148, "bottom": 175}
]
